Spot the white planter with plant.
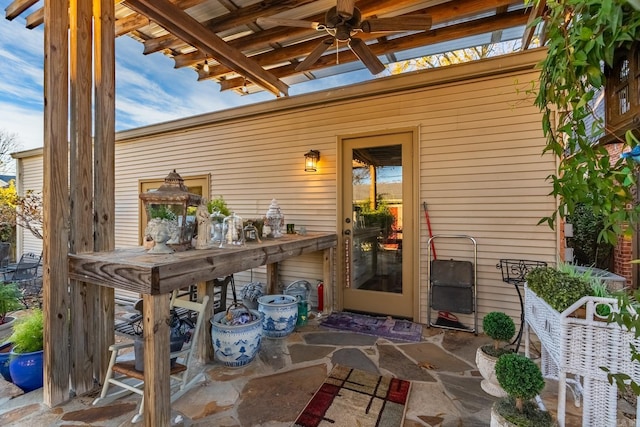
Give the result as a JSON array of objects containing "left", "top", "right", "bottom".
[
  {"left": 476, "top": 311, "right": 515, "bottom": 397},
  {"left": 491, "top": 353, "right": 554, "bottom": 427},
  {"left": 524, "top": 266, "right": 640, "bottom": 427}
]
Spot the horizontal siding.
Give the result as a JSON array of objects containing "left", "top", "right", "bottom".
[{"left": 16, "top": 54, "right": 556, "bottom": 329}]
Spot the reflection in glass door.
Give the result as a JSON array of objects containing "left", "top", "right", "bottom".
[{"left": 341, "top": 131, "right": 414, "bottom": 318}]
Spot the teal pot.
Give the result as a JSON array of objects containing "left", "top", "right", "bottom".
[
  {"left": 211, "top": 305, "right": 263, "bottom": 368},
  {"left": 0, "top": 342, "right": 13, "bottom": 382},
  {"left": 9, "top": 349, "right": 43, "bottom": 392},
  {"left": 257, "top": 294, "right": 298, "bottom": 338}
]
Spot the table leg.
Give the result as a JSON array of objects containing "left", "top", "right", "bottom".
[
  {"left": 197, "top": 280, "right": 216, "bottom": 363},
  {"left": 267, "top": 263, "right": 278, "bottom": 294},
  {"left": 142, "top": 294, "right": 170, "bottom": 427}
]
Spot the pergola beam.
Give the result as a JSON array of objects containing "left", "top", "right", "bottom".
[
  {"left": 219, "top": 9, "right": 528, "bottom": 91},
  {"left": 5, "top": 0, "right": 38, "bottom": 20},
  {"left": 123, "top": 0, "right": 289, "bottom": 97}
]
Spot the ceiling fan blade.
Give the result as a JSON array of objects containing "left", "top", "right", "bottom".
[
  {"left": 348, "top": 38, "right": 385, "bottom": 75},
  {"left": 336, "top": 0, "right": 355, "bottom": 19},
  {"left": 256, "top": 16, "right": 320, "bottom": 30},
  {"left": 361, "top": 15, "right": 432, "bottom": 33},
  {"left": 295, "top": 38, "right": 334, "bottom": 72}
]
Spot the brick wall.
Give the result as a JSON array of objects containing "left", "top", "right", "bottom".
[{"left": 606, "top": 143, "right": 634, "bottom": 287}]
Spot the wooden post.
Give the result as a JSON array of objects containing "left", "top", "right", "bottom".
[
  {"left": 69, "top": 0, "right": 95, "bottom": 395},
  {"left": 93, "top": 0, "right": 116, "bottom": 382},
  {"left": 323, "top": 247, "right": 334, "bottom": 313},
  {"left": 197, "top": 280, "right": 216, "bottom": 362},
  {"left": 142, "top": 294, "right": 171, "bottom": 427},
  {"left": 267, "top": 263, "right": 278, "bottom": 294},
  {"left": 43, "top": 0, "right": 70, "bottom": 407}
]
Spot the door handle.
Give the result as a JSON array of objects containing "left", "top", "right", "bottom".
[{"left": 344, "top": 236, "right": 351, "bottom": 288}]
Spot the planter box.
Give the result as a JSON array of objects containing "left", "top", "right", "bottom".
[{"left": 524, "top": 287, "right": 640, "bottom": 427}]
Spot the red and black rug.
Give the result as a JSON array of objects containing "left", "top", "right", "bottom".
[{"left": 293, "top": 365, "right": 411, "bottom": 427}]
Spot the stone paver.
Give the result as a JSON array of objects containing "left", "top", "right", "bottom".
[
  {"left": 377, "top": 344, "right": 435, "bottom": 382},
  {"left": 0, "top": 318, "right": 595, "bottom": 426},
  {"left": 400, "top": 342, "right": 474, "bottom": 373},
  {"left": 331, "top": 348, "right": 378, "bottom": 374},
  {"left": 304, "top": 331, "right": 378, "bottom": 346},
  {"left": 235, "top": 365, "right": 326, "bottom": 427}
]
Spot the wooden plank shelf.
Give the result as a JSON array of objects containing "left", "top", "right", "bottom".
[{"left": 69, "top": 233, "right": 337, "bottom": 295}]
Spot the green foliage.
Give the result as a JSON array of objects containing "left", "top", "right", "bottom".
[
  {"left": 525, "top": 266, "right": 592, "bottom": 312},
  {"left": 567, "top": 204, "right": 613, "bottom": 268},
  {"left": 533, "top": 0, "right": 640, "bottom": 245},
  {"left": 358, "top": 197, "right": 395, "bottom": 236},
  {"left": 0, "top": 283, "right": 22, "bottom": 324},
  {"left": 496, "top": 353, "right": 545, "bottom": 406},
  {"left": 8, "top": 309, "right": 43, "bottom": 353},
  {"left": 0, "top": 180, "right": 17, "bottom": 243},
  {"left": 207, "top": 196, "right": 231, "bottom": 217},
  {"left": 482, "top": 312, "right": 515, "bottom": 354},
  {"left": 494, "top": 397, "right": 555, "bottom": 427},
  {"left": 149, "top": 205, "right": 177, "bottom": 221}
]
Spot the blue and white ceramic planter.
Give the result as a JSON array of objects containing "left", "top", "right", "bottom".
[
  {"left": 258, "top": 294, "right": 298, "bottom": 338},
  {"left": 210, "top": 308, "right": 263, "bottom": 368}
]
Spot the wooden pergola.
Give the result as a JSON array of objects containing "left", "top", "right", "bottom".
[{"left": 4, "top": 0, "right": 546, "bottom": 426}]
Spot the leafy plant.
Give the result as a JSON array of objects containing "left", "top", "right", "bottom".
[
  {"left": 526, "top": 266, "right": 592, "bottom": 312},
  {"left": 532, "top": 0, "right": 640, "bottom": 245},
  {"left": 0, "top": 283, "right": 22, "bottom": 325},
  {"left": 207, "top": 196, "right": 231, "bottom": 217},
  {"left": 495, "top": 353, "right": 551, "bottom": 426},
  {"left": 482, "top": 312, "right": 515, "bottom": 357},
  {"left": 8, "top": 309, "right": 43, "bottom": 353},
  {"left": 149, "top": 205, "right": 177, "bottom": 221},
  {"left": 567, "top": 204, "right": 613, "bottom": 268}
]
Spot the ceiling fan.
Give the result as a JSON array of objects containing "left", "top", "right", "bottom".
[{"left": 256, "top": 0, "right": 432, "bottom": 75}]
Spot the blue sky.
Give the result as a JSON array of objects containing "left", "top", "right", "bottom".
[{"left": 0, "top": 0, "right": 374, "bottom": 152}]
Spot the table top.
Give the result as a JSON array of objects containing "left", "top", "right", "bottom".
[{"left": 69, "top": 233, "right": 337, "bottom": 295}]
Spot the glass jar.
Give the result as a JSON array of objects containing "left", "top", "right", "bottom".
[
  {"left": 220, "top": 212, "right": 244, "bottom": 247},
  {"left": 243, "top": 221, "right": 261, "bottom": 243}
]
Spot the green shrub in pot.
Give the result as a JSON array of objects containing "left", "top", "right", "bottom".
[
  {"left": 493, "top": 353, "right": 554, "bottom": 426},
  {"left": 0, "top": 283, "right": 22, "bottom": 325},
  {"left": 482, "top": 312, "right": 515, "bottom": 357},
  {"left": 9, "top": 308, "right": 43, "bottom": 353}
]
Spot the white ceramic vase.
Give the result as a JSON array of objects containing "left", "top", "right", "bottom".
[{"left": 476, "top": 347, "right": 507, "bottom": 397}]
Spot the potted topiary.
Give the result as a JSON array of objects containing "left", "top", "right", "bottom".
[
  {"left": 0, "top": 282, "right": 23, "bottom": 382},
  {"left": 0, "top": 282, "right": 23, "bottom": 334},
  {"left": 491, "top": 353, "right": 554, "bottom": 426},
  {"left": 476, "top": 311, "right": 515, "bottom": 397},
  {"left": 8, "top": 308, "right": 43, "bottom": 392}
]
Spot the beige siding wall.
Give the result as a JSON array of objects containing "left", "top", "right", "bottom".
[
  {"left": 14, "top": 49, "right": 557, "bottom": 328},
  {"left": 15, "top": 153, "right": 44, "bottom": 256}
]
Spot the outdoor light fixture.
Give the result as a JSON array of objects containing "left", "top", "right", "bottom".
[{"left": 304, "top": 150, "right": 320, "bottom": 172}]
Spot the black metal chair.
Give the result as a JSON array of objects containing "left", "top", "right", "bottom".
[{"left": 1, "top": 252, "right": 43, "bottom": 307}]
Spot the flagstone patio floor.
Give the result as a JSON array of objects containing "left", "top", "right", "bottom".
[{"left": 0, "top": 314, "right": 635, "bottom": 426}]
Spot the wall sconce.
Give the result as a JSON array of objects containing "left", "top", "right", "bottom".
[{"left": 304, "top": 150, "right": 320, "bottom": 172}]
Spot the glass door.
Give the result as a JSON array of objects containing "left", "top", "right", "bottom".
[{"left": 341, "top": 131, "right": 414, "bottom": 318}]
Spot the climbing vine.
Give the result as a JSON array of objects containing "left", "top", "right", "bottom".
[{"left": 533, "top": 0, "right": 640, "bottom": 244}]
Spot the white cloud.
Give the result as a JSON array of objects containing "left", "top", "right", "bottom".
[{"left": 0, "top": 101, "right": 43, "bottom": 150}]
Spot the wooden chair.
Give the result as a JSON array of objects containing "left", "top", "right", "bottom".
[{"left": 93, "top": 291, "right": 210, "bottom": 423}]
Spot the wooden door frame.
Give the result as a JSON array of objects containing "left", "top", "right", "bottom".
[{"left": 336, "top": 127, "right": 420, "bottom": 321}]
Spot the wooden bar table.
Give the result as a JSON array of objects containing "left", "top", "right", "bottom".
[{"left": 69, "top": 233, "right": 337, "bottom": 427}]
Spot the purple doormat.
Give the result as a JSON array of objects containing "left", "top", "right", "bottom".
[{"left": 319, "top": 312, "right": 423, "bottom": 342}]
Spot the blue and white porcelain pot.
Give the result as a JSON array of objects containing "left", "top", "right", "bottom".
[
  {"left": 257, "top": 294, "right": 298, "bottom": 338},
  {"left": 211, "top": 304, "right": 263, "bottom": 368}
]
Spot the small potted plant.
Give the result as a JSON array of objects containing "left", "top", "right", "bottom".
[
  {"left": 0, "top": 282, "right": 23, "bottom": 333},
  {"left": 492, "top": 353, "right": 554, "bottom": 426},
  {"left": 476, "top": 311, "right": 515, "bottom": 397},
  {"left": 8, "top": 308, "right": 43, "bottom": 392},
  {"left": 0, "top": 282, "right": 23, "bottom": 382}
]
